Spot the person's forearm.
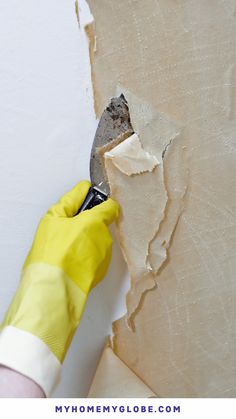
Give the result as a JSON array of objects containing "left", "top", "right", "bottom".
[
  {"left": 0, "top": 181, "right": 119, "bottom": 396},
  {"left": 0, "top": 366, "right": 45, "bottom": 398}
]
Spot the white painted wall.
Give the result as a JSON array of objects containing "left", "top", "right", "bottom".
[{"left": 0, "top": 0, "right": 129, "bottom": 397}]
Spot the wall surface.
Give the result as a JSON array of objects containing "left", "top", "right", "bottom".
[
  {"left": 86, "top": 0, "right": 236, "bottom": 398},
  {"left": 0, "top": 0, "right": 129, "bottom": 397}
]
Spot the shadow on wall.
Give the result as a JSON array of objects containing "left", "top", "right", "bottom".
[{"left": 53, "top": 225, "right": 129, "bottom": 397}]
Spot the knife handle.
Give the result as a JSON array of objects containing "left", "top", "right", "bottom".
[{"left": 78, "top": 186, "right": 108, "bottom": 213}]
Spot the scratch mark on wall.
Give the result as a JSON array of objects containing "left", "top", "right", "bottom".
[{"left": 225, "top": 64, "right": 236, "bottom": 119}]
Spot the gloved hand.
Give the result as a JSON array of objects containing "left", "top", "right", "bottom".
[{"left": 0, "top": 181, "right": 119, "bottom": 396}]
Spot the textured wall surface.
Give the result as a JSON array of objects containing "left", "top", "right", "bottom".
[{"left": 87, "top": 0, "right": 236, "bottom": 397}]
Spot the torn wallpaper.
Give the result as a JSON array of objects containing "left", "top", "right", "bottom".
[
  {"left": 88, "top": 344, "right": 155, "bottom": 398},
  {"left": 86, "top": 0, "right": 236, "bottom": 397}
]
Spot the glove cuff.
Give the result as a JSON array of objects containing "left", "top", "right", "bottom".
[{"left": 0, "top": 326, "right": 61, "bottom": 397}]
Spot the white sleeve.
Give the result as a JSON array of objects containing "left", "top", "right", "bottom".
[{"left": 0, "top": 326, "right": 61, "bottom": 397}]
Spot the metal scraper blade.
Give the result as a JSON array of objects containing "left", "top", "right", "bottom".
[
  {"left": 78, "top": 94, "right": 133, "bottom": 212},
  {"left": 90, "top": 94, "right": 133, "bottom": 195}
]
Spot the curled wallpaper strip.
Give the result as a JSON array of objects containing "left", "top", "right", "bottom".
[
  {"left": 104, "top": 133, "right": 159, "bottom": 176},
  {"left": 88, "top": 345, "right": 156, "bottom": 398}
]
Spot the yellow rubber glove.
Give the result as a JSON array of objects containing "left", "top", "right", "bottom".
[{"left": 0, "top": 181, "right": 119, "bottom": 396}]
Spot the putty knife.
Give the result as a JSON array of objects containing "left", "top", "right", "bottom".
[{"left": 79, "top": 94, "right": 133, "bottom": 212}]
